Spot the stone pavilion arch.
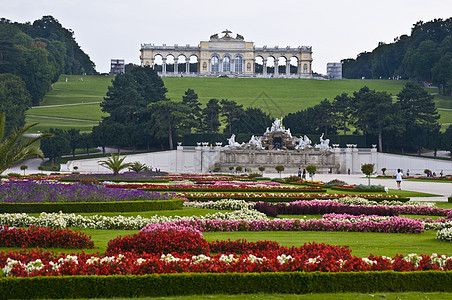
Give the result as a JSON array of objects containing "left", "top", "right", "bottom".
[{"left": 140, "top": 30, "right": 313, "bottom": 78}]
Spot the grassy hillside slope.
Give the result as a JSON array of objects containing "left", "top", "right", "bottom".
[{"left": 25, "top": 75, "right": 452, "bottom": 133}]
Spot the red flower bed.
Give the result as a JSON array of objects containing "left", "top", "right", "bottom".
[
  {"left": 106, "top": 230, "right": 210, "bottom": 255},
  {"left": 1, "top": 240, "right": 451, "bottom": 277},
  {"left": 0, "top": 225, "right": 94, "bottom": 249}
]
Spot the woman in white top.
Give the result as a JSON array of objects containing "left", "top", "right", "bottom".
[{"left": 395, "top": 169, "right": 403, "bottom": 190}]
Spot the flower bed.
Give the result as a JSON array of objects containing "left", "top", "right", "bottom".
[
  {"left": 178, "top": 192, "right": 409, "bottom": 202},
  {"left": 0, "top": 181, "right": 175, "bottom": 203},
  {"left": 104, "top": 182, "right": 325, "bottom": 193},
  {"left": 60, "top": 171, "right": 169, "bottom": 183},
  {"left": 1, "top": 239, "right": 451, "bottom": 278},
  {"left": 0, "top": 208, "right": 269, "bottom": 230},
  {"left": 141, "top": 215, "right": 424, "bottom": 234},
  {"left": 0, "top": 225, "right": 94, "bottom": 249},
  {"left": 254, "top": 200, "right": 452, "bottom": 218},
  {"left": 437, "top": 228, "right": 452, "bottom": 242}
]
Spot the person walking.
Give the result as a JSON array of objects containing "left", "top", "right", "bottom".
[{"left": 395, "top": 169, "right": 403, "bottom": 190}]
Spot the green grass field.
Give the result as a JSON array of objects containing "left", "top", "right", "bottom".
[{"left": 25, "top": 75, "right": 452, "bottom": 133}]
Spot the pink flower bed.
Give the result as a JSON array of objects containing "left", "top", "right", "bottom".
[
  {"left": 260, "top": 200, "right": 452, "bottom": 218},
  {"left": 140, "top": 215, "right": 424, "bottom": 234},
  {"left": 103, "top": 183, "right": 322, "bottom": 192},
  {"left": 177, "top": 192, "right": 401, "bottom": 200}
]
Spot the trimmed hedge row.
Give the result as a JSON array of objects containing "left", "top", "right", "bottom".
[
  {"left": 0, "top": 271, "right": 451, "bottom": 299},
  {"left": 0, "top": 198, "right": 184, "bottom": 213},
  {"left": 330, "top": 186, "right": 386, "bottom": 192},
  {"left": 184, "top": 196, "right": 410, "bottom": 202}
]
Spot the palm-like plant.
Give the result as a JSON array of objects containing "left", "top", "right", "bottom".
[
  {"left": 130, "top": 161, "right": 148, "bottom": 173},
  {"left": 0, "top": 113, "right": 52, "bottom": 175},
  {"left": 98, "top": 153, "right": 133, "bottom": 175}
]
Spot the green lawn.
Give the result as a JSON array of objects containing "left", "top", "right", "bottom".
[
  {"left": 26, "top": 74, "right": 452, "bottom": 134},
  {"left": 27, "top": 103, "right": 107, "bottom": 121},
  {"left": 25, "top": 115, "right": 100, "bottom": 133},
  {"left": 163, "top": 77, "right": 409, "bottom": 115}
]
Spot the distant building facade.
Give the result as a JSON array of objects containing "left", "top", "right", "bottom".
[
  {"left": 327, "top": 62, "right": 342, "bottom": 79},
  {"left": 110, "top": 59, "right": 125, "bottom": 75},
  {"left": 140, "top": 30, "right": 313, "bottom": 78}
]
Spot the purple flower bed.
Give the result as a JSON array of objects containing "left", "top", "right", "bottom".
[
  {"left": 0, "top": 181, "right": 175, "bottom": 203},
  {"left": 60, "top": 171, "right": 168, "bottom": 182},
  {"left": 255, "top": 200, "right": 452, "bottom": 219},
  {"left": 141, "top": 215, "right": 424, "bottom": 234}
]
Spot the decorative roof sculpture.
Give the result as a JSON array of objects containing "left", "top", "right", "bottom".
[{"left": 209, "top": 30, "right": 245, "bottom": 41}]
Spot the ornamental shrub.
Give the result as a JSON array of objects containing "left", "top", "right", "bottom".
[
  {"left": 284, "top": 175, "right": 300, "bottom": 183},
  {"left": 106, "top": 230, "right": 210, "bottom": 255},
  {"left": 324, "top": 179, "right": 348, "bottom": 187}
]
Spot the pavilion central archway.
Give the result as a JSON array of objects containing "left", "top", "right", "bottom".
[{"left": 140, "top": 30, "right": 313, "bottom": 78}]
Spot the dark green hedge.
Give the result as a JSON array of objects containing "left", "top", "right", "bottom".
[
  {"left": 0, "top": 271, "right": 451, "bottom": 299},
  {"left": 331, "top": 186, "right": 386, "bottom": 192},
  {"left": 184, "top": 196, "right": 409, "bottom": 202},
  {"left": 0, "top": 198, "right": 184, "bottom": 213}
]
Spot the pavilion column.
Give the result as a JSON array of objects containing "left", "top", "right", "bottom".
[
  {"left": 219, "top": 58, "right": 223, "bottom": 73},
  {"left": 231, "top": 59, "right": 235, "bottom": 74},
  {"left": 263, "top": 59, "right": 267, "bottom": 76},
  {"left": 186, "top": 60, "right": 190, "bottom": 74},
  {"left": 274, "top": 59, "right": 279, "bottom": 76},
  {"left": 286, "top": 60, "right": 290, "bottom": 76},
  {"left": 174, "top": 58, "right": 178, "bottom": 74},
  {"left": 297, "top": 60, "right": 301, "bottom": 75},
  {"left": 162, "top": 58, "right": 167, "bottom": 75}
]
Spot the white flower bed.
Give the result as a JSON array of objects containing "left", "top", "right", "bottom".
[
  {"left": 0, "top": 208, "right": 269, "bottom": 230},
  {"left": 437, "top": 227, "right": 452, "bottom": 242},
  {"left": 183, "top": 199, "right": 253, "bottom": 210}
]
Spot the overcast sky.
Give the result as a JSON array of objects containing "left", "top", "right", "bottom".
[{"left": 3, "top": 0, "right": 451, "bottom": 74}]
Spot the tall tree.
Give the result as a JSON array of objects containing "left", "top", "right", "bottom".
[
  {"left": 396, "top": 82, "right": 440, "bottom": 153},
  {"left": 353, "top": 87, "right": 399, "bottom": 152},
  {"left": 220, "top": 99, "right": 244, "bottom": 134},
  {"left": 40, "top": 128, "right": 70, "bottom": 163},
  {"left": 148, "top": 100, "right": 196, "bottom": 150},
  {"left": 236, "top": 107, "right": 273, "bottom": 134},
  {"left": 181, "top": 88, "right": 202, "bottom": 133},
  {"left": 0, "top": 73, "right": 32, "bottom": 133},
  {"left": 0, "top": 112, "right": 52, "bottom": 174},
  {"left": 331, "top": 93, "right": 354, "bottom": 135},
  {"left": 67, "top": 128, "right": 81, "bottom": 157},
  {"left": 201, "top": 98, "right": 221, "bottom": 133},
  {"left": 314, "top": 99, "right": 337, "bottom": 135},
  {"left": 442, "top": 125, "right": 452, "bottom": 154}
]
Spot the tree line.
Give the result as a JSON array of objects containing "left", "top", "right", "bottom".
[
  {"left": 40, "top": 66, "right": 452, "bottom": 162},
  {"left": 0, "top": 15, "right": 96, "bottom": 123},
  {"left": 342, "top": 18, "right": 452, "bottom": 95}
]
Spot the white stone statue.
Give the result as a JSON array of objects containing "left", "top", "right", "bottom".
[
  {"left": 248, "top": 135, "right": 264, "bottom": 149},
  {"left": 270, "top": 118, "right": 284, "bottom": 132},
  {"left": 315, "top": 133, "right": 331, "bottom": 150},
  {"left": 295, "top": 135, "right": 312, "bottom": 149},
  {"left": 286, "top": 128, "right": 292, "bottom": 138},
  {"left": 226, "top": 134, "right": 243, "bottom": 148}
]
